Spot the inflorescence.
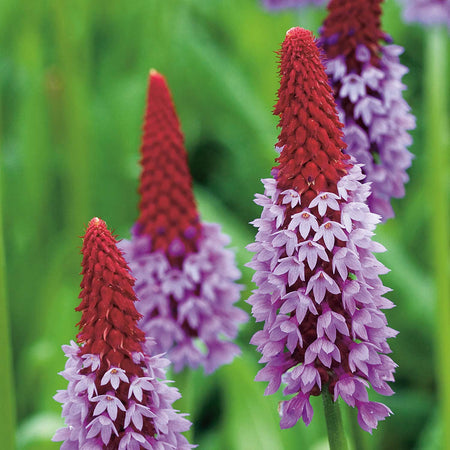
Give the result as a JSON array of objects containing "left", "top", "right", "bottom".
[
  {"left": 320, "top": 0, "right": 415, "bottom": 220},
  {"left": 53, "top": 218, "right": 193, "bottom": 449},
  {"left": 247, "top": 28, "right": 397, "bottom": 433},
  {"left": 119, "top": 71, "right": 247, "bottom": 374}
]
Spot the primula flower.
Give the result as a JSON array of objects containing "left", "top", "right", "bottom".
[
  {"left": 119, "top": 71, "right": 247, "bottom": 373},
  {"left": 399, "top": 0, "right": 450, "bottom": 28},
  {"left": 319, "top": 0, "right": 415, "bottom": 220},
  {"left": 262, "top": 0, "right": 327, "bottom": 10},
  {"left": 53, "top": 218, "right": 193, "bottom": 449},
  {"left": 247, "top": 27, "right": 397, "bottom": 433}
]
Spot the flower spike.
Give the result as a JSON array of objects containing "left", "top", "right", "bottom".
[
  {"left": 320, "top": 0, "right": 415, "bottom": 220},
  {"left": 247, "top": 28, "right": 397, "bottom": 433},
  {"left": 136, "top": 70, "right": 201, "bottom": 256},
  {"left": 120, "top": 71, "right": 247, "bottom": 373},
  {"left": 53, "top": 217, "right": 194, "bottom": 449}
]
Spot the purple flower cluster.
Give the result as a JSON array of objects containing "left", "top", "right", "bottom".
[
  {"left": 53, "top": 339, "right": 193, "bottom": 449},
  {"left": 120, "top": 223, "right": 247, "bottom": 373},
  {"left": 248, "top": 163, "right": 398, "bottom": 433},
  {"left": 320, "top": 0, "right": 416, "bottom": 220},
  {"left": 400, "top": 0, "right": 450, "bottom": 28},
  {"left": 325, "top": 45, "right": 415, "bottom": 220},
  {"left": 262, "top": 0, "right": 327, "bottom": 10}
]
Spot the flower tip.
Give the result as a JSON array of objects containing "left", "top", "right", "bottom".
[
  {"left": 283, "top": 27, "right": 318, "bottom": 61},
  {"left": 285, "top": 27, "right": 314, "bottom": 43},
  {"left": 149, "top": 68, "right": 163, "bottom": 81},
  {"left": 88, "top": 217, "right": 105, "bottom": 228},
  {"left": 149, "top": 69, "right": 167, "bottom": 89},
  {"left": 286, "top": 26, "right": 306, "bottom": 37}
]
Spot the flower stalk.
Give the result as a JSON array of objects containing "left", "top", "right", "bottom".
[
  {"left": 0, "top": 147, "right": 16, "bottom": 450},
  {"left": 322, "top": 385, "right": 348, "bottom": 450},
  {"left": 425, "top": 26, "right": 450, "bottom": 450}
]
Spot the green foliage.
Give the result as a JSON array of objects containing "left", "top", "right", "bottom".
[{"left": 0, "top": 0, "right": 448, "bottom": 448}]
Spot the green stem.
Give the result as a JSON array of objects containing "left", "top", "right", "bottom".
[
  {"left": 348, "top": 405, "right": 365, "bottom": 450},
  {"left": 425, "top": 27, "right": 450, "bottom": 450},
  {"left": 322, "top": 386, "right": 348, "bottom": 450},
  {"left": 174, "top": 368, "right": 196, "bottom": 443},
  {"left": 0, "top": 141, "right": 16, "bottom": 448}
]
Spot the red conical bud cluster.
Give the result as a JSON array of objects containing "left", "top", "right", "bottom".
[
  {"left": 274, "top": 28, "right": 351, "bottom": 207},
  {"left": 136, "top": 70, "right": 201, "bottom": 257},
  {"left": 320, "top": 0, "right": 385, "bottom": 126},
  {"left": 76, "top": 217, "right": 145, "bottom": 377},
  {"left": 321, "top": 0, "right": 384, "bottom": 66}
]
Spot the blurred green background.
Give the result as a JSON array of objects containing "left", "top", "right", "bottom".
[{"left": 0, "top": 0, "right": 448, "bottom": 449}]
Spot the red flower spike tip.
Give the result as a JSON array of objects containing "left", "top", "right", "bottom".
[
  {"left": 76, "top": 217, "right": 145, "bottom": 377},
  {"left": 321, "top": 0, "right": 384, "bottom": 67},
  {"left": 274, "top": 28, "right": 351, "bottom": 207},
  {"left": 136, "top": 70, "right": 201, "bottom": 256}
]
